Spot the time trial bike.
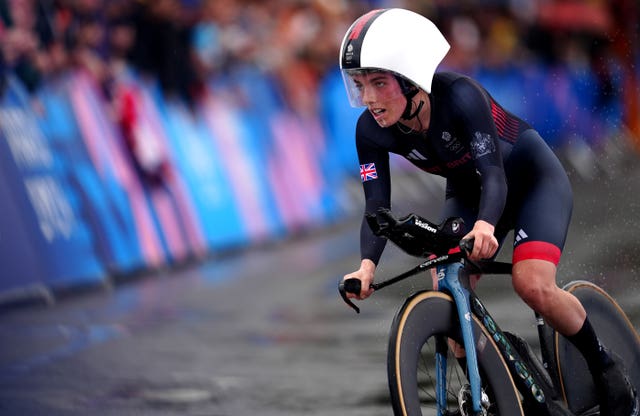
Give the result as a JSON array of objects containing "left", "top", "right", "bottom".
[{"left": 339, "top": 210, "right": 640, "bottom": 416}]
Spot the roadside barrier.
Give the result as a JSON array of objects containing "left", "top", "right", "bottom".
[
  {"left": 0, "top": 62, "right": 631, "bottom": 305},
  {"left": 0, "top": 68, "right": 360, "bottom": 305}
]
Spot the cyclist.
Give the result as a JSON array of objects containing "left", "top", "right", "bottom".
[{"left": 339, "top": 8, "right": 638, "bottom": 415}]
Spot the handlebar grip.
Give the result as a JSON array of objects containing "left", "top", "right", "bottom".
[
  {"left": 343, "top": 278, "right": 362, "bottom": 295},
  {"left": 459, "top": 238, "right": 474, "bottom": 253},
  {"left": 338, "top": 278, "right": 362, "bottom": 314}
]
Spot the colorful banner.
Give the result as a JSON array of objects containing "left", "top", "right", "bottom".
[
  {"left": 155, "top": 94, "right": 249, "bottom": 250},
  {"left": 36, "top": 74, "right": 144, "bottom": 275},
  {"left": 200, "top": 87, "right": 281, "bottom": 242},
  {"left": 68, "top": 70, "right": 167, "bottom": 269},
  {"left": 0, "top": 74, "right": 104, "bottom": 294},
  {"left": 118, "top": 76, "right": 208, "bottom": 262},
  {"left": 0, "top": 68, "right": 363, "bottom": 301}
]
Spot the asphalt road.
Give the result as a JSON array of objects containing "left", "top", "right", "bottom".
[{"left": 1, "top": 145, "right": 639, "bottom": 416}]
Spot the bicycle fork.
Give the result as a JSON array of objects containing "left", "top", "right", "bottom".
[
  {"left": 436, "top": 262, "right": 552, "bottom": 415},
  {"left": 445, "top": 263, "right": 556, "bottom": 416},
  {"left": 437, "top": 263, "right": 484, "bottom": 415}
]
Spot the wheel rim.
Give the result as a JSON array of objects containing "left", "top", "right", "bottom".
[
  {"left": 388, "top": 291, "right": 524, "bottom": 416},
  {"left": 414, "top": 337, "right": 495, "bottom": 415}
]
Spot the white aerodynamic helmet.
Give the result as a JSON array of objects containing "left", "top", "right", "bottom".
[{"left": 339, "top": 8, "right": 450, "bottom": 107}]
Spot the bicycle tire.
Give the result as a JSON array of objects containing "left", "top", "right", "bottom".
[
  {"left": 554, "top": 281, "right": 640, "bottom": 414},
  {"left": 387, "top": 290, "right": 525, "bottom": 416}
]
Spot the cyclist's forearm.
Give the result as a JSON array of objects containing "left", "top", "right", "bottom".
[
  {"left": 360, "top": 215, "right": 387, "bottom": 264},
  {"left": 476, "top": 165, "right": 507, "bottom": 225}
]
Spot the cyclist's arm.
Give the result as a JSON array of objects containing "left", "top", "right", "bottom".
[
  {"left": 356, "top": 118, "right": 392, "bottom": 266},
  {"left": 343, "top": 115, "right": 392, "bottom": 299},
  {"left": 450, "top": 78, "right": 507, "bottom": 225},
  {"left": 450, "top": 78, "right": 506, "bottom": 258}
]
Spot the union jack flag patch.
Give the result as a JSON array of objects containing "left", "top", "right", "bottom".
[{"left": 360, "top": 163, "right": 378, "bottom": 182}]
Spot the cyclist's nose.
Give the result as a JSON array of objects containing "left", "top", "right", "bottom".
[{"left": 361, "top": 85, "right": 376, "bottom": 104}]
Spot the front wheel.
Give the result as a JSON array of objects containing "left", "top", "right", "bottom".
[
  {"left": 387, "top": 291, "right": 524, "bottom": 416},
  {"left": 554, "top": 281, "right": 640, "bottom": 414}
]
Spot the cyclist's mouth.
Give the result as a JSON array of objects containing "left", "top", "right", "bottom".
[{"left": 370, "top": 107, "right": 386, "bottom": 122}]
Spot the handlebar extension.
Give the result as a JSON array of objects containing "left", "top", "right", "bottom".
[{"left": 339, "top": 238, "right": 475, "bottom": 313}]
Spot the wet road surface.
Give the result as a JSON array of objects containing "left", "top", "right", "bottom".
[{"left": 1, "top": 154, "right": 639, "bottom": 416}]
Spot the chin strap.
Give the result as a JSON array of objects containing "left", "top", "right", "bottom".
[
  {"left": 403, "top": 98, "right": 424, "bottom": 120},
  {"left": 394, "top": 75, "right": 424, "bottom": 121},
  {"left": 401, "top": 87, "right": 424, "bottom": 120}
]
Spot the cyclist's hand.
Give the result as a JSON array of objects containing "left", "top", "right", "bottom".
[
  {"left": 463, "top": 220, "right": 498, "bottom": 261},
  {"left": 342, "top": 259, "right": 376, "bottom": 300}
]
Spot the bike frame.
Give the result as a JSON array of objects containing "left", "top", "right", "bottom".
[
  {"left": 436, "top": 262, "right": 483, "bottom": 415},
  {"left": 437, "top": 260, "right": 552, "bottom": 415},
  {"left": 339, "top": 249, "right": 562, "bottom": 415}
]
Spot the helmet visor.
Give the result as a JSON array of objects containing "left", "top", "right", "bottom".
[{"left": 341, "top": 68, "right": 407, "bottom": 108}]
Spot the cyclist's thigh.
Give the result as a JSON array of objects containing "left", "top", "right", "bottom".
[
  {"left": 510, "top": 180, "right": 572, "bottom": 264},
  {"left": 508, "top": 132, "right": 573, "bottom": 263}
]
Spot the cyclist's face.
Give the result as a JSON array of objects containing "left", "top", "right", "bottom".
[{"left": 351, "top": 72, "right": 405, "bottom": 127}]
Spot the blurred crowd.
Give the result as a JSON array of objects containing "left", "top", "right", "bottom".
[{"left": 1, "top": 0, "right": 639, "bottom": 146}]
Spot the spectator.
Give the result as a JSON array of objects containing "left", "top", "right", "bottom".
[{"left": 0, "top": 0, "right": 636, "bottom": 155}]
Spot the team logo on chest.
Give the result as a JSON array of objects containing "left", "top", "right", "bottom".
[
  {"left": 471, "top": 132, "right": 496, "bottom": 157},
  {"left": 442, "top": 131, "right": 463, "bottom": 153}
]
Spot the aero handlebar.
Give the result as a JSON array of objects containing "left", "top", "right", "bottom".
[{"left": 338, "top": 239, "right": 511, "bottom": 313}]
